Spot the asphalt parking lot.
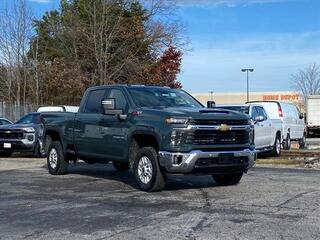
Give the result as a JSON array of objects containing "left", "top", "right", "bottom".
[{"left": 0, "top": 157, "right": 320, "bottom": 240}]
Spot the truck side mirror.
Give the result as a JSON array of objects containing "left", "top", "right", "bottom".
[
  {"left": 102, "top": 98, "right": 125, "bottom": 119},
  {"left": 299, "top": 113, "right": 304, "bottom": 119},
  {"left": 207, "top": 101, "right": 216, "bottom": 108},
  {"left": 254, "top": 116, "right": 264, "bottom": 123}
]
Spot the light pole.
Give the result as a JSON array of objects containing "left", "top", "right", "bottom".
[
  {"left": 210, "top": 91, "right": 214, "bottom": 101},
  {"left": 241, "top": 68, "right": 254, "bottom": 102}
]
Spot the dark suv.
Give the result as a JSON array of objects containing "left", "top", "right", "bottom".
[{"left": 0, "top": 113, "right": 45, "bottom": 157}]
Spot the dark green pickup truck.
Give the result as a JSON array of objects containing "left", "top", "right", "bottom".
[{"left": 43, "top": 85, "right": 256, "bottom": 191}]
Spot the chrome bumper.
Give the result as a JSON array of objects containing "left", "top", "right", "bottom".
[{"left": 159, "top": 149, "right": 256, "bottom": 174}]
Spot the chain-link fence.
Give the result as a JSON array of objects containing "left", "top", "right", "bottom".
[{"left": 0, "top": 102, "right": 37, "bottom": 122}]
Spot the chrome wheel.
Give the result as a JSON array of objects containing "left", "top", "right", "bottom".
[
  {"left": 49, "top": 148, "right": 58, "bottom": 169},
  {"left": 276, "top": 138, "right": 281, "bottom": 155},
  {"left": 137, "top": 156, "right": 153, "bottom": 184}
]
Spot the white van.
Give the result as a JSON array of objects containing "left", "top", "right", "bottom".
[{"left": 247, "top": 101, "right": 306, "bottom": 149}]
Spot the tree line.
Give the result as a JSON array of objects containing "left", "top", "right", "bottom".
[{"left": 0, "top": 0, "right": 184, "bottom": 107}]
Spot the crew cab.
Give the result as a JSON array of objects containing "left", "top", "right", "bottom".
[
  {"left": 0, "top": 113, "right": 45, "bottom": 157},
  {"left": 43, "top": 85, "right": 256, "bottom": 192},
  {"left": 216, "top": 104, "right": 282, "bottom": 156}
]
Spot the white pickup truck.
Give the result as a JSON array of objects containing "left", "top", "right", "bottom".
[{"left": 216, "top": 104, "right": 282, "bottom": 156}]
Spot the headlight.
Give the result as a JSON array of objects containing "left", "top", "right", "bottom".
[
  {"left": 165, "top": 117, "right": 189, "bottom": 124},
  {"left": 248, "top": 119, "right": 254, "bottom": 126},
  {"left": 171, "top": 130, "right": 187, "bottom": 145},
  {"left": 23, "top": 127, "right": 35, "bottom": 133}
]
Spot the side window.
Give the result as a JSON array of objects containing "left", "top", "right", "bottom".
[
  {"left": 84, "top": 89, "right": 106, "bottom": 113},
  {"left": 251, "top": 107, "right": 258, "bottom": 120},
  {"left": 257, "top": 107, "right": 268, "bottom": 120},
  {"left": 108, "top": 89, "right": 128, "bottom": 111}
]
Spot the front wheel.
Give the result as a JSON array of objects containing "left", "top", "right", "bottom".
[
  {"left": 212, "top": 173, "right": 243, "bottom": 186},
  {"left": 47, "top": 141, "right": 69, "bottom": 175},
  {"left": 283, "top": 133, "right": 291, "bottom": 150},
  {"left": 133, "top": 147, "right": 166, "bottom": 192},
  {"left": 299, "top": 134, "right": 306, "bottom": 149},
  {"left": 270, "top": 134, "right": 281, "bottom": 157}
]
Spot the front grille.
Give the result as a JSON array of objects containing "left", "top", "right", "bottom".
[
  {"left": 0, "top": 130, "right": 24, "bottom": 140},
  {"left": 186, "top": 130, "right": 249, "bottom": 145},
  {"left": 195, "top": 157, "right": 249, "bottom": 167},
  {"left": 189, "top": 119, "right": 248, "bottom": 126}
]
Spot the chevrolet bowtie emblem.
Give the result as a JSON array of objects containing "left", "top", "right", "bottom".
[
  {"left": 5, "top": 130, "right": 11, "bottom": 134},
  {"left": 218, "top": 124, "right": 231, "bottom": 132}
]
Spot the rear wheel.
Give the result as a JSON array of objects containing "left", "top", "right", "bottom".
[
  {"left": 283, "top": 133, "right": 291, "bottom": 150},
  {"left": 113, "top": 162, "right": 129, "bottom": 171},
  {"left": 212, "top": 173, "right": 243, "bottom": 186},
  {"left": 47, "top": 141, "right": 69, "bottom": 175},
  {"left": 133, "top": 147, "right": 166, "bottom": 192}
]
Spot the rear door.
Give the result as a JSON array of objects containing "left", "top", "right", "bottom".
[{"left": 74, "top": 88, "right": 108, "bottom": 159}]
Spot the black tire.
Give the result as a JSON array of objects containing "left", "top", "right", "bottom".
[
  {"left": 283, "top": 133, "right": 291, "bottom": 150},
  {"left": 212, "top": 173, "right": 243, "bottom": 186},
  {"left": 299, "top": 133, "right": 306, "bottom": 149},
  {"left": 113, "top": 162, "right": 130, "bottom": 171},
  {"left": 270, "top": 134, "right": 281, "bottom": 157},
  {"left": 47, "top": 141, "right": 69, "bottom": 175},
  {"left": 133, "top": 147, "right": 166, "bottom": 192}
]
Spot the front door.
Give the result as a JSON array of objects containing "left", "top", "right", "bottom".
[
  {"left": 98, "top": 88, "right": 131, "bottom": 161},
  {"left": 251, "top": 106, "right": 265, "bottom": 149}
]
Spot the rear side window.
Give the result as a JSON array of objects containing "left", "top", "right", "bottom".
[{"left": 84, "top": 89, "right": 106, "bottom": 113}]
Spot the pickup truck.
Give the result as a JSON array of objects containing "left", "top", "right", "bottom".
[
  {"left": 216, "top": 104, "right": 282, "bottom": 156},
  {"left": 43, "top": 85, "right": 256, "bottom": 192}
]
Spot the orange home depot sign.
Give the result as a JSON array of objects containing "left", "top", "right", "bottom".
[{"left": 262, "top": 94, "right": 300, "bottom": 101}]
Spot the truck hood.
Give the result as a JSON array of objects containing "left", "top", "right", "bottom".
[
  {"left": 0, "top": 123, "right": 39, "bottom": 130},
  {"left": 142, "top": 107, "right": 249, "bottom": 120}
]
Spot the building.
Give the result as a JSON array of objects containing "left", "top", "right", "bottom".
[{"left": 192, "top": 91, "right": 305, "bottom": 110}]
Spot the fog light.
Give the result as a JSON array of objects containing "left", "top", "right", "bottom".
[
  {"left": 173, "top": 155, "right": 183, "bottom": 165},
  {"left": 27, "top": 135, "right": 34, "bottom": 141}
]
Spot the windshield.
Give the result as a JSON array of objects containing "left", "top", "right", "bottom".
[
  {"left": 15, "top": 113, "right": 40, "bottom": 124},
  {"left": 128, "top": 87, "right": 203, "bottom": 108},
  {"left": 216, "top": 106, "right": 249, "bottom": 115}
]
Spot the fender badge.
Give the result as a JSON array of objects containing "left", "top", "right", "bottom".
[{"left": 218, "top": 124, "right": 231, "bottom": 132}]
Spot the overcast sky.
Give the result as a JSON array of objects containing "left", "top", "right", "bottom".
[{"left": 6, "top": 0, "right": 320, "bottom": 93}]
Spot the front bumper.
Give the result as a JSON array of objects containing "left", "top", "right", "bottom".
[
  {"left": 159, "top": 149, "right": 256, "bottom": 174},
  {"left": 0, "top": 138, "right": 41, "bottom": 153}
]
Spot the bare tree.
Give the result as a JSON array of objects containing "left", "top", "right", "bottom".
[
  {"left": 0, "top": 0, "right": 33, "bottom": 107},
  {"left": 292, "top": 63, "right": 320, "bottom": 102}
]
